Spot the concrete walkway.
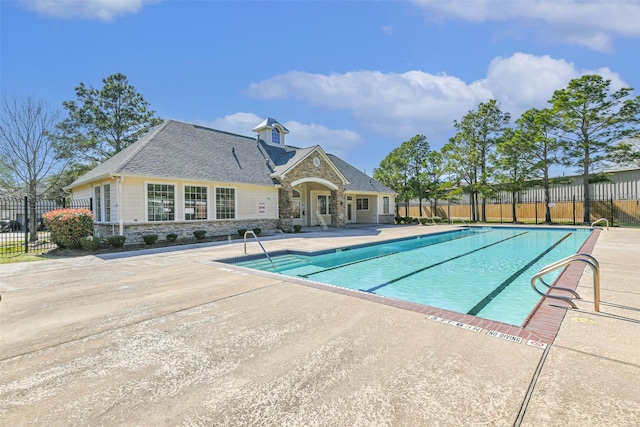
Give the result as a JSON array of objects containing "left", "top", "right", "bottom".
[{"left": 1, "top": 225, "right": 638, "bottom": 426}]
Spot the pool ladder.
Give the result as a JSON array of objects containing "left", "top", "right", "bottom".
[
  {"left": 243, "top": 230, "right": 275, "bottom": 268},
  {"left": 591, "top": 218, "right": 609, "bottom": 230},
  {"left": 531, "top": 253, "right": 600, "bottom": 312}
]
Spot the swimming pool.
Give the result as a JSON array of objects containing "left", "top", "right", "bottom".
[{"left": 228, "top": 227, "right": 592, "bottom": 326}]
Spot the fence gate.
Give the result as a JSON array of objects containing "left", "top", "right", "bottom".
[{"left": 0, "top": 196, "right": 92, "bottom": 256}]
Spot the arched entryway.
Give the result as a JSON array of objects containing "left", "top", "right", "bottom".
[{"left": 290, "top": 178, "right": 344, "bottom": 227}]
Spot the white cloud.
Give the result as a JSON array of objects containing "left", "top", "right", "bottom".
[
  {"left": 411, "top": 0, "right": 640, "bottom": 52},
  {"left": 246, "top": 53, "right": 630, "bottom": 142},
  {"left": 21, "top": 0, "right": 159, "bottom": 21},
  {"left": 202, "top": 112, "right": 262, "bottom": 137},
  {"left": 194, "top": 113, "right": 364, "bottom": 158},
  {"left": 246, "top": 70, "right": 492, "bottom": 139},
  {"left": 283, "top": 121, "right": 364, "bottom": 158},
  {"left": 381, "top": 24, "right": 393, "bottom": 35}
]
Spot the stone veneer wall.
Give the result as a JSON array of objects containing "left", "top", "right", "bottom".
[
  {"left": 378, "top": 214, "right": 395, "bottom": 224},
  {"left": 278, "top": 153, "right": 347, "bottom": 229},
  {"left": 94, "top": 219, "right": 279, "bottom": 244},
  {"left": 277, "top": 186, "right": 293, "bottom": 232}
]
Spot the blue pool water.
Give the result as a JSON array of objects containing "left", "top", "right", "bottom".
[{"left": 231, "top": 227, "right": 592, "bottom": 326}]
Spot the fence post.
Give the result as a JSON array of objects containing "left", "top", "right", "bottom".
[
  {"left": 24, "top": 195, "right": 29, "bottom": 254},
  {"left": 535, "top": 198, "right": 538, "bottom": 225},
  {"left": 499, "top": 195, "right": 503, "bottom": 224},
  {"left": 572, "top": 195, "right": 576, "bottom": 225}
]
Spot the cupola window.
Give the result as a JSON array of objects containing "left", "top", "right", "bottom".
[{"left": 272, "top": 127, "right": 281, "bottom": 144}]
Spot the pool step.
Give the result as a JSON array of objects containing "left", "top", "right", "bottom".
[{"left": 237, "top": 254, "right": 311, "bottom": 271}]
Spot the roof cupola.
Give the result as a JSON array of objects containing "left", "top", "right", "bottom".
[{"left": 252, "top": 117, "right": 289, "bottom": 147}]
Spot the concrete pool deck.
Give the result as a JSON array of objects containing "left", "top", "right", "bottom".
[{"left": 1, "top": 224, "right": 638, "bottom": 425}]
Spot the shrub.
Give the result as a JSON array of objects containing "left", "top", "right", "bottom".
[
  {"left": 237, "top": 228, "right": 247, "bottom": 237},
  {"left": 166, "top": 233, "right": 178, "bottom": 242},
  {"left": 394, "top": 215, "right": 403, "bottom": 224},
  {"left": 42, "top": 208, "right": 94, "bottom": 249},
  {"left": 293, "top": 224, "right": 302, "bottom": 233},
  {"left": 252, "top": 227, "right": 261, "bottom": 236},
  {"left": 79, "top": 235, "right": 102, "bottom": 251},
  {"left": 142, "top": 234, "right": 158, "bottom": 245},
  {"left": 404, "top": 216, "right": 413, "bottom": 224},
  {"left": 107, "top": 235, "right": 126, "bottom": 248},
  {"left": 193, "top": 230, "right": 207, "bottom": 240},
  {"left": 419, "top": 218, "right": 429, "bottom": 225}
]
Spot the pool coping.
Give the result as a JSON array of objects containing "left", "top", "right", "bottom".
[{"left": 214, "top": 226, "right": 601, "bottom": 346}]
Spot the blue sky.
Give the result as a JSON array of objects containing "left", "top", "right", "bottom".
[{"left": 2, "top": 0, "right": 639, "bottom": 176}]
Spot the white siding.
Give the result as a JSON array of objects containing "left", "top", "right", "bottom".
[
  {"left": 236, "top": 185, "right": 279, "bottom": 219},
  {"left": 71, "top": 184, "right": 93, "bottom": 201},
  {"left": 88, "top": 177, "right": 278, "bottom": 224}
]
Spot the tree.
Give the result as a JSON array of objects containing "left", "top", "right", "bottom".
[
  {"left": 374, "top": 145, "right": 411, "bottom": 214},
  {"left": 492, "top": 128, "right": 537, "bottom": 222},
  {"left": 56, "top": 73, "right": 163, "bottom": 163},
  {"left": 444, "top": 100, "right": 511, "bottom": 222},
  {"left": 42, "top": 162, "right": 96, "bottom": 199},
  {"left": 606, "top": 136, "right": 640, "bottom": 168},
  {"left": 550, "top": 74, "right": 640, "bottom": 223},
  {"left": 374, "top": 135, "right": 444, "bottom": 218},
  {"left": 0, "top": 155, "right": 17, "bottom": 196},
  {"left": 0, "top": 96, "right": 70, "bottom": 241},
  {"left": 513, "top": 108, "right": 567, "bottom": 223},
  {"left": 422, "top": 150, "right": 453, "bottom": 217},
  {"left": 403, "top": 135, "right": 431, "bottom": 216}
]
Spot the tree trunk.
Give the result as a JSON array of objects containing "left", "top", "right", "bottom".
[
  {"left": 544, "top": 169, "right": 552, "bottom": 223},
  {"left": 481, "top": 197, "right": 487, "bottom": 222},
  {"left": 511, "top": 191, "right": 517, "bottom": 223},
  {"left": 28, "top": 182, "right": 38, "bottom": 243},
  {"left": 583, "top": 150, "right": 590, "bottom": 224}
]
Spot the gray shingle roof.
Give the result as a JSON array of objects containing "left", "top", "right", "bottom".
[
  {"left": 328, "top": 154, "right": 394, "bottom": 193},
  {"left": 69, "top": 119, "right": 395, "bottom": 194}
]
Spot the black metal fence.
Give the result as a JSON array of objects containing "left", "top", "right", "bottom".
[
  {"left": 0, "top": 197, "right": 92, "bottom": 256},
  {"left": 402, "top": 194, "right": 640, "bottom": 227}
]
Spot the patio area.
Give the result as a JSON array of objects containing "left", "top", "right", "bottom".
[{"left": 0, "top": 224, "right": 638, "bottom": 426}]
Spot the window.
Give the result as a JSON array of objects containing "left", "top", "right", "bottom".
[
  {"left": 292, "top": 200, "right": 301, "bottom": 219},
  {"left": 356, "top": 197, "right": 369, "bottom": 211},
  {"left": 272, "top": 127, "right": 280, "bottom": 144},
  {"left": 103, "top": 184, "right": 111, "bottom": 222},
  {"left": 317, "top": 194, "right": 331, "bottom": 215},
  {"left": 216, "top": 187, "right": 235, "bottom": 219},
  {"left": 94, "top": 186, "right": 102, "bottom": 222},
  {"left": 184, "top": 186, "right": 207, "bottom": 220},
  {"left": 292, "top": 189, "right": 301, "bottom": 219},
  {"left": 147, "top": 184, "right": 175, "bottom": 221},
  {"left": 383, "top": 196, "right": 390, "bottom": 215}
]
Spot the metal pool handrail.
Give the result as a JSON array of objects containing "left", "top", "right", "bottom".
[
  {"left": 243, "top": 230, "right": 274, "bottom": 267},
  {"left": 450, "top": 217, "right": 469, "bottom": 226},
  {"left": 591, "top": 218, "right": 609, "bottom": 230},
  {"left": 531, "top": 253, "right": 600, "bottom": 311}
]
